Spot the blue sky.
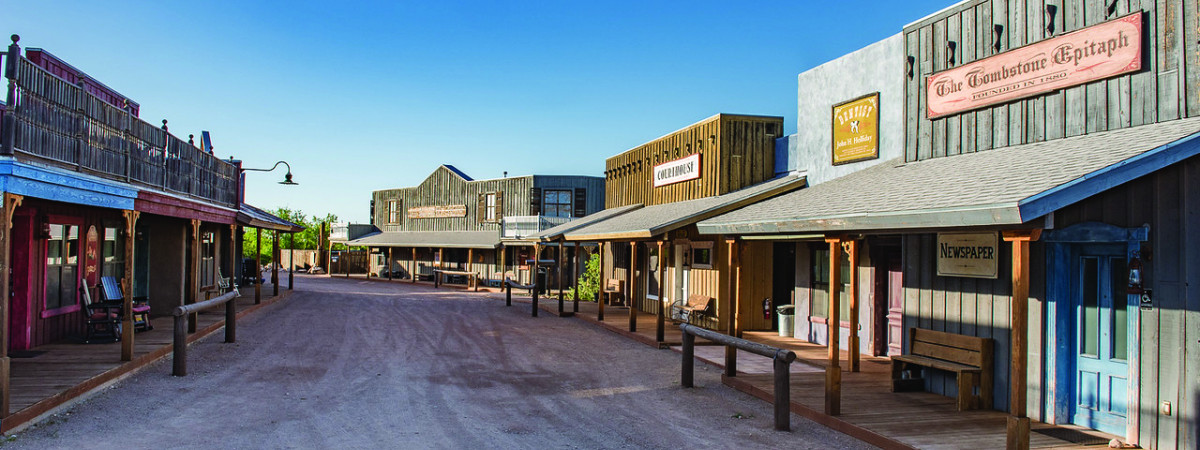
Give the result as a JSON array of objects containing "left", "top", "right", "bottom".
[{"left": 8, "top": 1, "right": 950, "bottom": 223}]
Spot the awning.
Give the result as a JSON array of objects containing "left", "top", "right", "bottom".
[
  {"left": 697, "top": 117, "right": 1200, "bottom": 235},
  {"left": 531, "top": 203, "right": 644, "bottom": 242},
  {"left": 562, "top": 174, "right": 806, "bottom": 241},
  {"left": 346, "top": 230, "right": 500, "bottom": 249},
  {"left": 238, "top": 203, "right": 304, "bottom": 232}
]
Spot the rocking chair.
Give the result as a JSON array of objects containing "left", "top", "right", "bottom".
[
  {"left": 80, "top": 281, "right": 121, "bottom": 343},
  {"left": 101, "top": 276, "right": 152, "bottom": 331}
]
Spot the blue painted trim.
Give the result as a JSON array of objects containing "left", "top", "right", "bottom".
[
  {"left": 1020, "top": 130, "right": 1200, "bottom": 220},
  {"left": 0, "top": 159, "right": 138, "bottom": 209},
  {"left": 1042, "top": 222, "right": 1149, "bottom": 243}
]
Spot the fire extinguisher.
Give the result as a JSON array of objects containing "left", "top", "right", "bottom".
[{"left": 762, "top": 297, "right": 772, "bottom": 320}]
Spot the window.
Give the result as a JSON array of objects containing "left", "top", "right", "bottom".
[
  {"left": 485, "top": 193, "right": 497, "bottom": 222},
  {"left": 811, "top": 247, "right": 850, "bottom": 321},
  {"left": 543, "top": 189, "right": 572, "bottom": 218},
  {"left": 691, "top": 241, "right": 714, "bottom": 269},
  {"left": 45, "top": 224, "right": 80, "bottom": 313},
  {"left": 102, "top": 226, "right": 125, "bottom": 279},
  {"left": 387, "top": 200, "right": 401, "bottom": 225},
  {"left": 201, "top": 231, "right": 216, "bottom": 287}
]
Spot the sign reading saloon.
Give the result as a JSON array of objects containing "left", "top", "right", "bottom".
[
  {"left": 407, "top": 205, "right": 467, "bottom": 219},
  {"left": 926, "top": 12, "right": 1142, "bottom": 119},
  {"left": 832, "top": 92, "right": 880, "bottom": 165},
  {"left": 936, "top": 232, "right": 999, "bottom": 279},
  {"left": 653, "top": 153, "right": 701, "bottom": 187}
]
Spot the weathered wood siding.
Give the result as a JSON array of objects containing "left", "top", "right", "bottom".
[
  {"left": 1052, "top": 156, "right": 1200, "bottom": 449},
  {"left": 905, "top": 0, "right": 1198, "bottom": 162},
  {"left": 604, "top": 114, "right": 782, "bottom": 208}
]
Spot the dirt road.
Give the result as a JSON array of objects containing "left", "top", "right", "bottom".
[{"left": 6, "top": 275, "right": 872, "bottom": 449}]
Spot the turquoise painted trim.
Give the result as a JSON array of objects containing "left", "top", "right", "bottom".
[
  {"left": 1020, "top": 130, "right": 1200, "bottom": 220},
  {"left": 0, "top": 159, "right": 138, "bottom": 209}
]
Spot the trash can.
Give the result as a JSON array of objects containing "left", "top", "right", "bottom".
[{"left": 776, "top": 305, "right": 795, "bottom": 337}]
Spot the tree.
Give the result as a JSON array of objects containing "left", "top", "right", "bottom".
[
  {"left": 575, "top": 251, "right": 601, "bottom": 302},
  {"left": 241, "top": 209, "right": 339, "bottom": 261}
]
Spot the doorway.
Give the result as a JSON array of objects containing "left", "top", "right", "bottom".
[
  {"left": 672, "top": 242, "right": 689, "bottom": 320},
  {"left": 873, "top": 244, "right": 903, "bottom": 356},
  {"left": 771, "top": 242, "right": 795, "bottom": 332},
  {"left": 1069, "top": 243, "right": 1129, "bottom": 435}
]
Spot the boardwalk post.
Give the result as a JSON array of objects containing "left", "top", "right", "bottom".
[
  {"left": 173, "top": 314, "right": 187, "bottom": 376},
  {"left": 531, "top": 244, "right": 540, "bottom": 317},
  {"left": 386, "top": 247, "right": 393, "bottom": 281},
  {"left": 225, "top": 291, "right": 236, "bottom": 343},
  {"left": 724, "top": 238, "right": 739, "bottom": 377},
  {"left": 628, "top": 242, "right": 637, "bottom": 332},
  {"left": 0, "top": 193, "right": 23, "bottom": 417},
  {"left": 681, "top": 330, "right": 695, "bottom": 388},
  {"left": 189, "top": 219, "right": 201, "bottom": 333},
  {"left": 557, "top": 241, "right": 565, "bottom": 316},
  {"left": 505, "top": 278, "right": 512, "bottom": 306},
  {"left": 847, "top": 239, "right": 860, "bottom": 372},
  {"left": 120, "top": 209, "right": 137, "bottom": 361},
  {"left": 572, "top": 242, "right": 581, "bottom": 313},
  {"left": 825, "top": 236, "right": 843, "bottom": 416},
  {"left": 255, "top": 228, "right": 262, "bottom": 304},
  {"left": 1003, "top": 230, "right": 1040, "bottom": 450},
  {"left": 272, "top": 231, "right": 280, "bottom": 296},
  {"left": 288, "top": 232, "right": 294, "bottom": 290},
  {"left": 656, "top": 240, "right": 665, "bottom": 344},
  {"left": 411, "top": 247, "right": 417, "bottom": 284},
  {"left": 774, "top": 354, "right": 792, "bottom": 431},
  {"left": 597, "top": 242, "right": 606, "bottom": 321}
]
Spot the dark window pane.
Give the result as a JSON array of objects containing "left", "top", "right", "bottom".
[
  {"left": 1111, "top": 256, "right": 1128, "bottom": 361},
  {"left": 1081, "top": 257, "right": 1099, "bottom": 357}
]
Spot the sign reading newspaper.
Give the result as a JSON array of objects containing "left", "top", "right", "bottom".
[
  {"left": 407, "top": 205, "right": 467, "bottom": 219},
  {"left": 937, "top": 232, "right": 999, "bottom": 279},
  {"left": 653, "top": 153, "right": 701, "bottom": 187},
  {"left": 926, "top": 12, "right": 1143, "bottom": 118},
  {"left": 832, "top": 92, "right": 880, "bottom": 165}
]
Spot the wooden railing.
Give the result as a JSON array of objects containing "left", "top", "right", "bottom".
[
  {"left": 172, "top": 291, "right": 237, "bottom": 376},
  {"left": 679, "top": 323, "right": 797, "bottom": 431},
  {"left": 2, "top": 47, "right": 238, "bottom": 207},
  {"left": 504, "top": 278, "right": 539, "bottom": 317}
]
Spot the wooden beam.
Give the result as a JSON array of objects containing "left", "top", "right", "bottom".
[
  {"left": 411, "top": 247, "right": 417, "bottom": 284},
  {"left": 119, "top": 209, "right": 138, "bottom": 360},
  {"left": 1002, "top": 229, "right": 1040, "bottom": 450},
  {"left": 846, "top": 239, "right": 860, "bottom": 372},
  {"left": 825, "top": 236, "right": 843, "bottom": 416},
  {"left": 387, "top": 247, "right": 393, "bottom": 281},
  {"left": 572, "top": 241, "right": 581, "bottom": 313},
  {"left": 229, "top": 224, "right": 237, "bottom": 294},
  {"left": 725, "top": 238, "right": 740, "bottom": 377},
  {"left": 467, "top": 248, "right": 475, "bottom": 290},
  {"left": 656, "top": 239, "right": 666, "bottom": 343},
  {"left": 255, "top": 228, "right": 262, "bottom": 304},
  {"left": 188, "top": 219, "right": 201, "bottom": 334},
  {"left": 0, "top": 193, "right": 22, "bottom": 417},
  {"left": 272, "top": 231, "right": 279, "bottom": 296},
  {"left": 628, "top": 242, "right": 638, "bottom": 332},
  {"left": 598, "top": 242, "right": 606, "bottom": 322},
  {"left": 288, "top": 233, "right": 294, "bottom": 290}
]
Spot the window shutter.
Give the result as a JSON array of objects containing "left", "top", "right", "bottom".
[
  {"left": 573, "top": 188, "right": 587, "bottom": 217},
  {"left": 476, "top": 194, "right": 486, "bottom": 223},
  {"left": 529, "top": 187, "right": 541, "bottom": 216},
  {"left": 495, "top": 191, "right": 504, "bottom": 222}
]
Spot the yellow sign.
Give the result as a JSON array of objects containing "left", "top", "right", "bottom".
[
  {"left": 831, "top": 92, "right": 880, "bottom": 165},
  {"left": 936, "top": 232, "right": 999, "bottom": 279}
]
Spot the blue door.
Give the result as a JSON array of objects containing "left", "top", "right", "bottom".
[{"left": 1071, "top": 244, "right": 1129, "bottom": 435}]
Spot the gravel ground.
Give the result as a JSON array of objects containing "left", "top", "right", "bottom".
[{"left": 3, "top": 275, "right": 875, "bottom": 449}]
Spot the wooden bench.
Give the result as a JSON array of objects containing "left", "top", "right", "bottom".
[
  {"left": 672, "top": 294, "right": 712, "bottom": 324},
  {"left": 433, "top": 269, "right": 478, "bottom": 291},
  {"left": 890, "top": 328, "right": 993, "bottom": 411},
  {"left": 603, "top": 279, "right": 624, "bottom": 306}
]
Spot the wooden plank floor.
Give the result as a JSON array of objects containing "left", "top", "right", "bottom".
[{"left": 6, "top": 286, "right": 287, "bottom": 428}]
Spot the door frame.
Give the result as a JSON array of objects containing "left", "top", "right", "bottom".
[{"left": 1043, "top": 222, "right": 1146, "bottom": 441}]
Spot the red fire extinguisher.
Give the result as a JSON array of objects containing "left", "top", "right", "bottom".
[{"left": 762, "top": 297, "right": 772, "bottom": 320}]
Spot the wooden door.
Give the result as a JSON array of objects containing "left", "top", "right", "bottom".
[{"left": 1070, "top": 244, "right": 1129, "bottom": 435}]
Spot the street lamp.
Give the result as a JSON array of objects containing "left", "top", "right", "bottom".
[{"left": 243, "top": 160, "right": 298, "bottom": 185}]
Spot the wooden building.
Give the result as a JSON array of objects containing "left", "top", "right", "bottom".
[
  {"left": 537, "top": 114, "right": 803, "bottom": 343},
  {"left": 0, "top": 36, "right": 299, "bottom": 424},
  {"left": 341, "top": 165, "right": 603, "bottom": 287},
  {"left": 697, "top": 2, "right": 1200, "bottom": 448}
]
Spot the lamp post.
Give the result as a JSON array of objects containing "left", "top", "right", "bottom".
[
  {"left": 240, "top": 160, "right": 298, "bottom": 299},
  {"left": 242, "top": 160, "right": 298, "bottom": 185}
]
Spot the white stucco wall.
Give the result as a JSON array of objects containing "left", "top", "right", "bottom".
[{"left": 783, "top": 33, "right": 905, "bottom": 186}]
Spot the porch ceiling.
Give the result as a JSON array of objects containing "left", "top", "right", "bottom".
[
  {"left": 697, "top": 117, "right": 1200, "bottom": 235},
  {"left": 346, "top": 230, "right": 499, "bottom": 249}
]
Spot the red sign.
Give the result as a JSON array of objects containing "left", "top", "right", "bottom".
[
  {"left": 926, "top": 12, "right": 1142, "bottom": 119},
  {"left": 84, "top": 226, "right": 99, "bottom": 287}
]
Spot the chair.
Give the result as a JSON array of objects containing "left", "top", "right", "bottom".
[
  {"left": 101, "top": 276, "right": 152, "bottom": 331},
  {"left": 216, "top": 268, "right": 239, "bottom": 298},
  {"left": 80, "top": 281, "right": 121, "bottom": 343}
]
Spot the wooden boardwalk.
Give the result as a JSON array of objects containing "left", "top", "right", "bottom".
[{"left": 4, "top": 286, "right": 291, "bottom": 433}]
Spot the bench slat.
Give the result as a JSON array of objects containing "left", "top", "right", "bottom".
[
  {"left": 913, "top": 328, "right": 986, "bottom": 352},
  {"left": 911, "top": 340, "right": 984, "bottom": 367},
  {"left": 892, "top": 354, "right": 981, "bottom": 373}
]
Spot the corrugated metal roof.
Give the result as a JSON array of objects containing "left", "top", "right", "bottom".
[
  {"left": 697, "top": 117, "right": 1200, "bottom": 235},
  {"left": 530, "top": 203, "right": 644, "bottom": 242},
  {"left": 346, "top": 230, "right": 499, "bottom": 249},
  {"left": 238, "top": 203, "right": 304, "bottom": 232},
  {"left": 562, "top": 174, "right": 805, "bottom": 241}
]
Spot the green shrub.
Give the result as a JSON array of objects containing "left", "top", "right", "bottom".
[{"left": 575, "top": 252, "right": 601, "bottom": 302}]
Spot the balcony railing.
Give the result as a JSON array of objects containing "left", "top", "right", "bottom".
[
  {"left": 1, "top": 51, "right": 237, "bottom": 207},
  {"left": 501, "top": 215, "right": 573, "bottom": 240}
]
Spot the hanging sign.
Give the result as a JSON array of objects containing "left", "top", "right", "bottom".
[
  {"left": 926, "top": 11, "right": 1143, "bottom": 118},
  {"left": 936, "top": 232, "right": 999, "bottom": 279},
  {"left": 653, "top": 153, "right": 701, "bottom": 187},
  {"left": 84, "top": 226, "right": 100, "bottom": 286},
  {"left": 407, "top": 205, "right": 467, "bottom": 219},
  {"left": 832, "top": 92, "right": 880, "bottom": 165}
]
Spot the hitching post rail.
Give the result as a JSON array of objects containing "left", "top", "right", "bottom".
[
  {"left": 172, "top": 291, "right": 238, "bottom": 376},
  {"left": 679, "top": 323, "right": 797, "bottom": 431},
  {"left": 504, "top": 278, "right": 538, "bottom": 317}
]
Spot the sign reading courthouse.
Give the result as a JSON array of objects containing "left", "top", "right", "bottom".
[
  {"left": 937, "top": 232, "right": 999, "bottom": 279},
  {"left": 407, "top": 205, "right": 467, "bottom": 219},
  {"left": 926, "top": 12, "right": 1142, "bottom": 118},
  {"left": 832, "top": 92, "right": 880, "bottom": 165},
  {"left": 653, "top": 153, "right": 701, "bottom": 187}
]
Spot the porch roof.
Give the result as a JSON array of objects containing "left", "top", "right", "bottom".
[
  {"left": 237, "top": 203, "right": 304, "bottom": 232},
  {"left": 346, "top": 230, "right": 500, "bottom": 249},
  {"left": 697, "top": 117, "right": 1200, "bottom": 235},
  {"left": 561, "top": 174, "right": 806, "bottom": 241},
  {"left": 531, "top": 203, "right": 644, "bottom": 242}
]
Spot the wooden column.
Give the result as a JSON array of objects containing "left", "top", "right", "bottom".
[
  {"left": 255, "top": 228, "right": 262, "bottom": 304},
  {"left": 272, "top": 231, "right": 280, "bottom": 296},
  {"left": 499, "top": 244, "right": 507, "bottom": 284},
  {"left": 655, "top": 240, "right": 665, "bottom": 343},
  {"left": 825, "top": 236, "right": 843, "bottom": 416},
  {"left": 325, "top": 235, "right": 332, "bottom": 277},
  {"left": 386, "top": 247, "right": 393, "bottom": 281},
  {"left": 467, "top": 248, "right": 475, "bottom": 290},
  {"left": 846, "top": 239, "right": 860, "bottom": 372},
  {"left": 572, "top": 241, "right": 581, "bottom": 313},
  {"left": 724, "top": 238, "right": 740, "bottom": 376},
  {"left": 597, "top": 242, "right": 606, "bottom": 321},
  {"left": 229, "top": 224, "right": 237, "bottom": 292},
  {"left": 556, "top": 241, "right": 565, "bottom": 315},
  {"left": 188, "top": 219, "right": 201, "bottom": 334},
  {"left": 288, "top": 233, "right": 294, "bottom": 290},
  {"left": 0, "top": 194, "right": 22, "bottom": 416},
  {"left": 1003, "top": 230, "right": 1040, "bottom": 450},
  {"left": 628, "top": 242, "right": 638, "bottom": 332},
  {"left": 411, "top": 247, "right": 417, "bottom": 283},
  {"left": 532, "top": 244, "right": 541, "bottom": 314}
]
